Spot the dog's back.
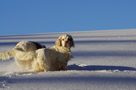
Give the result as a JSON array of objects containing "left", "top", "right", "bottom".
[
  {"left": 30, "top": 41, "right": 46, "bottom": 49},
  {"left": 15, "top": 41, "right": 46, "bottom": 52}
]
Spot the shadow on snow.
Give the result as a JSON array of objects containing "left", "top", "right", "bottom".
[{"left": 67, "top": 64, "right": 136, "bottom": 71}]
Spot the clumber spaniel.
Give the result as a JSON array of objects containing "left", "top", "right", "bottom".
[{"left": 0, "top": 34, "right": 74, "bottom": 72}]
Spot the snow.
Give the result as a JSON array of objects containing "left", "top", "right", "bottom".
[{"left": 0, "top": 29, "right": 136, "bottom": 90}]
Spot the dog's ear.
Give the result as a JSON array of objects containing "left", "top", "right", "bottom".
[
  {"left": 55, "top": 35, "right": 63, "bottom": 46},
  {"left": 55, "top": 38, "right": 61, "bottom": 46},
  {"left": 70, "top": 37, "right": 75, "bottom": 47}
]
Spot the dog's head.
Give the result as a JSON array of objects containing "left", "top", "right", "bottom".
[{"left": 55, "top": 34, "right": 74, "bottom": 49}]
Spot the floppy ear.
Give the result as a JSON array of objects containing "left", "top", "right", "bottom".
[
  {"left": 55, "top": 35, "right": 63, "bottom": 46},
  {"left": 55, "top": 38, "right": 61, "bottom": 46},
  {"left": 70, "top": 37, "right": 75, "bottom": 47}
]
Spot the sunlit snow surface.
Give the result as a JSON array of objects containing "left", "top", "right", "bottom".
[{"left": 0, "top": 29, "right": 136, "bottom": 90}]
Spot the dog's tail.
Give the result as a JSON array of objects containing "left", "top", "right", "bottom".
[
  {"left": 0, "top": 48, "right": 36, "bottom": 61},
  {"left": 0, "top": 49, "right": 16, "bottom": 60}
]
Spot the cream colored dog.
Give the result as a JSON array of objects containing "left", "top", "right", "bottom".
[{"left": 0, "top": 34, "right": 74, "bottom": 72}]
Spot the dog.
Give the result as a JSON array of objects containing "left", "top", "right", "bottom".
[{"left": 0, "top": 34, "right": 74, "bottom": 72}]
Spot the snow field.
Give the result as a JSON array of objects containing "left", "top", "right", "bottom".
[{"left": 0, "top": 29, "right": 136, "bottom": 90}]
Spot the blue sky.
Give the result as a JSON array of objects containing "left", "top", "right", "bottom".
[{"left": 0, "top": 0, "right": 136, "bottom": 35}]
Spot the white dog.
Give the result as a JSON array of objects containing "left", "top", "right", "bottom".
[{"left": 0, "top": 34, "right": 74, "bottom": 72}]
